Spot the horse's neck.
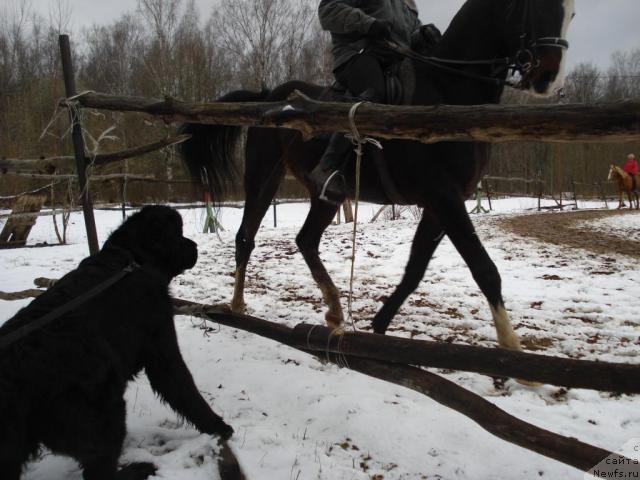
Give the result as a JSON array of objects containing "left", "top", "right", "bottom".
[
  {"left": 614, "top": 168, "right": 631, "bottom": 187},
  {"left": 412, "top": 0, "right": 507, "bottom": 106}
]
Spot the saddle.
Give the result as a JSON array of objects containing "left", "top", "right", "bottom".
[{"left": 329, "top": 62, "right": 408, "bottom": 105}]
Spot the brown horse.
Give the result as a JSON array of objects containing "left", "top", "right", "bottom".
[{"left": 608, "top": 165, "right": 639, "bottom": 209}]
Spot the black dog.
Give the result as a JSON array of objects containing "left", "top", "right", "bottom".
[{"left": 0, "top": 206, "right": 233, "bottom": 480}]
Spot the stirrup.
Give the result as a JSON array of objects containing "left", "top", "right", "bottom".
[{"left": 318, "top": 171, "right": 346, "bottom": 206}]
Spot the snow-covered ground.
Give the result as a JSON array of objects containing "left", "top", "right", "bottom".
[
  {"left": 1, "top": 198, "right": 638, "bottom": 480},
  {"left": 576, "top": 211, "right": 640, "bottom": 241}
]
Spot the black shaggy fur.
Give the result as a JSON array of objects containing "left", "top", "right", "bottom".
[{"left": 0, "top": 205, "right": 233, "bottom": 480}]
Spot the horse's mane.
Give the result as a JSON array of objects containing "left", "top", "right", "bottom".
[{"left": 612, "top": 165, "right": 629, "bottom": 177}]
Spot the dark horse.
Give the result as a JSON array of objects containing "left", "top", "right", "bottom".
[{"left": 180, "top": 0, "right": 574, "bottom": 351}]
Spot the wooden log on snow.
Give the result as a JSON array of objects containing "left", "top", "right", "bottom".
[
  {"left": 69, "top": 91, "right": 640, "bottom": 144},
  {"left": 344, "top": 357, "right": 615, "bottom": 473},
  {"left": 291, "top": 324, "right": 640, "bottom": 394},
  {"left": 172, "top": 299, "right": 628, "bottom": 473}
]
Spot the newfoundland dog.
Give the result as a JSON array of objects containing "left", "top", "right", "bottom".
[{"left": 0, "top": 205, "right": 233, "bottom": 480}]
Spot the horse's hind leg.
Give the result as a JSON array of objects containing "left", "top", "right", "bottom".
[
  {"left": 231, "top": 129, "right": 285, "bottom": 313},
  {"left": 296, "top": 198, "right": 342, "bottom": 328},
  {"left": 433, "top": 189, "right": 522, "bottom": 351},
  {"left": 372, "top": 208, "right": 444, "bottom": 334}
]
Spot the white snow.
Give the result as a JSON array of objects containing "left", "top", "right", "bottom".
[
  {"left": 576, "top": 211, "right": 640, "bottom": 241},
  {"left": 1, "top": 198, "right": 638, "bottom": 480}
]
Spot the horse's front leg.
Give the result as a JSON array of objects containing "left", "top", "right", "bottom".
[
  {"left": 231, "top": 130, "right": 285, "bottom": 313},
  {"left": 432, "top": 188, "right": 522, "bottom": 351},
  {"left": 371, "top": 208, "right": 443, "bottom": 334},
  {"left": 296, "top": 199, "right": 343, "bottom": 328}
]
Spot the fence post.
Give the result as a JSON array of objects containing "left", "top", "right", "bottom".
[
  {"left": 537, "top": 178, "right": 542, "bottom": 211},
  {"left": 598, "top": 181, "right": 609, "bottom": 209},
  {"left": 272, "top": 199, "right": 277, "bottom": 228},
  {"left": 59, "top": 34, "right": 99, "bottom": 255},
  {"left": 483, "top": 178, "right": 493, "bottom": 211}
]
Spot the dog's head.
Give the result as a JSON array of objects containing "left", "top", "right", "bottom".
[{"left": 104, "top": 206, "right": 198, "bottom": 278}]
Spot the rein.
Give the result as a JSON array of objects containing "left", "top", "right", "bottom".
[
  {"left": 383, "top": 0, "right": 569, "bottom": 89},
  {"left": 383, "top": 40, "right": 516, "bottom": 87},
  {"left": 0, "top": 261, "right": 140, "bottom": 351}
]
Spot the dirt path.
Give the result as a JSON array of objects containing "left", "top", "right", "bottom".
[{"left": 499, "top": 209, "right": 640, "bottom": 259}]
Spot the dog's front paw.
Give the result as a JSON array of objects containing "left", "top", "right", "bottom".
[{"left": 214, "top": 421, "right": 234, "bottom": 441}]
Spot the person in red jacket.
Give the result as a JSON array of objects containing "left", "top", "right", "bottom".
[{"left": 623, "top": 153, "right": 638, "bottom": 191}]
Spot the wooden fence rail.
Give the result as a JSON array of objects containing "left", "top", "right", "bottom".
[
  {"left": 293, "top": 323, "right": 640, "bottom": 393},
  {"left": 68, "top": 91, "right": 640, "bottom": 144},
  {"left": 173, "top": 299, "right": 631, "bottom": 474},
  {"left": 0, "top": 134, "right": 191, "bottom": 175}
]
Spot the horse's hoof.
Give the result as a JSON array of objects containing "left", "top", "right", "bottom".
[
  {"left": 498, "top": 340, "right": 543, "bottom": 387},
  {"left": 330, "top": 326, "right": 346, "bottom": 336},
  {"left": 325, "top": 312, "right": 343, "bottom": 329},
  {"left": 371, "top": 320, "right": 387, "bottom": 335},
  {"left": 211, "top": 303, "right": 233, "bottom": 314},
  {"left": 230, "top": 301, "right": 247, "bottom": 315},
  {"left": 497, "top": 338, "right": 523, "bottom": 352},
  {"left": 515, "top": 378, "right": 543, "bottom": 387}
]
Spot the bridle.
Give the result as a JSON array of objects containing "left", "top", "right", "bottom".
[
  {"left": 386, "top": 0, "right": 570, "bottom": 89},
  {"left": 514, "top": 0, "right": 569, "bottom": 76}
]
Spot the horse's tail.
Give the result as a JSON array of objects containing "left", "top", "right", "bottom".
[{"left": 178, "top": 89, "right": 271, "bottom": 201}]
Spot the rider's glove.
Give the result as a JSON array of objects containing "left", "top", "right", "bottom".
[
  {"left": 369, "top": 20, "right": 393, "bottom": 40},
  {"left": 410, "top": 23, "right": 442, "bottom": 54}
]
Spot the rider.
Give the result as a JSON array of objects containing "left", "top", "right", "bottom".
[
  {"left": 623, "top": 153, "right": 638, "bottom": 191},
  {"left": 310, "top": 0, "right": 441, "bottom": 205}
]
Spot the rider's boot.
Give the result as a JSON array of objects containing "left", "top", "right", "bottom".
[
  {"left": 308, "top": 133, "right": 353, "bottom": 206},
  {"left": 309, "top": 88, "right": 381, "bottom": 206}
]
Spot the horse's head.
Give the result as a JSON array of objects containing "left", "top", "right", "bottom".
[
  {"left": 503, "top": 0, "right": 575, "bottom": 96},
  {"left": 608, "top": 164, "right": 616, "bottom": 182}
]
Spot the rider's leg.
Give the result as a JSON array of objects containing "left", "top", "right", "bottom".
[{"left": 309, "top": 53, "right": 386, "bottom": 205}]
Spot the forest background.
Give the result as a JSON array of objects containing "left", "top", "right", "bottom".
[{"left": 1, "top": 0, "right": 639, "bottom": 204}]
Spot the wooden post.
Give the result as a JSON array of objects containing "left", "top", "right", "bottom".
[
  {"left": 59, "top": 35, "right": 99, "bottom": 255},
  {"left": 342, "top": 199, "right": 354, "bottom": 223},
  {"left": 598, "top": 181, "right": 609, "bottom": 209},
  {"left": 483, "top": 178, "right": 493, "bottom": 211},
  {"left": 538, "top": 178, "right": 543, "bottom": 211},
  {"left": 272, "top": 199, "right": 277, "bottom": 228}
]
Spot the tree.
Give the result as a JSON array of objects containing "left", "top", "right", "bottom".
[
  {"left": 562, "top": 63, "right": 604, "bottom": 104},
  {"left": 604, "top": 48, "right": 640, "bottom": 101},
  {"left": 210, "top": 0, "right": 317, "bottom": 89}
]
